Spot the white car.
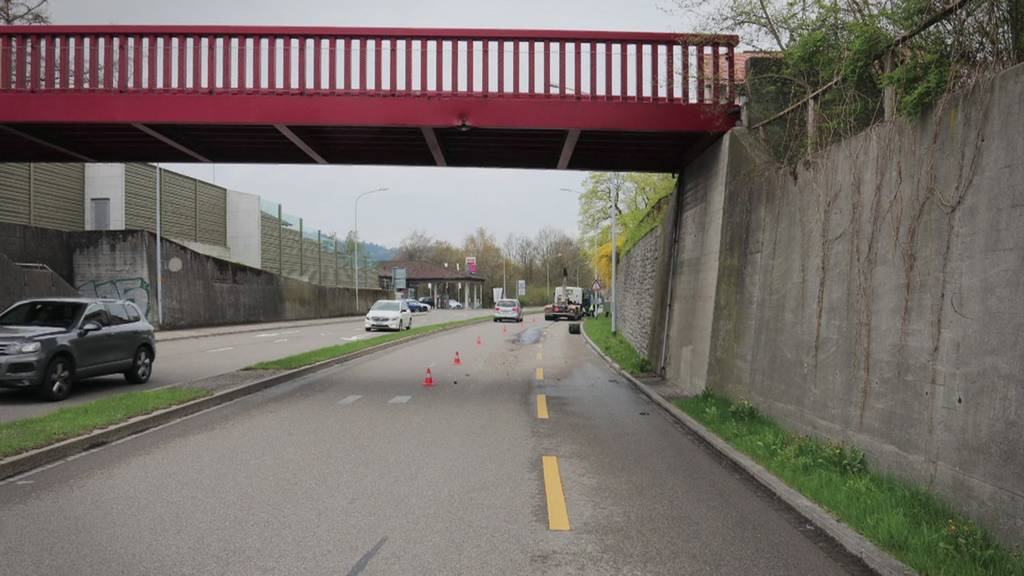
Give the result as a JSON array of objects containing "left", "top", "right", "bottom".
[
  {"left": 365, "top": 300, "right": 412, "bottom": 332},
  {"left": 493, "top": 298, "right": 524, "bottom": 322},
  {"left": 447, "top": 299, "right": 464, "bottom": 310}
]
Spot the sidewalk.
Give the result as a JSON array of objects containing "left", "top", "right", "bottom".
[{"left": 155, "top": 315, "right": 363, "bottom": 342}]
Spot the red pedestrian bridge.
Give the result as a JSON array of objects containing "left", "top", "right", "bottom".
[{"left": 1, "top": 26, "right": 739, "bottom": 171}]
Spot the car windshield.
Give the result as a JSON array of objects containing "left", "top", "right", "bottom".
[
  {"left": 0, "top": 301, "right": 84, "bottom": 329},
  {"left": 497, "top": 300, "right": 518, "bottom": 307},
  {"left": 371, "top": 301, "right": 400, "bottom": 312}
]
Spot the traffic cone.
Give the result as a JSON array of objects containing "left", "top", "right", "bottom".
[
  {"left": 476, "top": 335, "right": 482, "bottom": 346},
  {"left": 453, "top": 351, "right": 462, "bottom": 366},
  {"left": 423, "top": 367, "right": 435, "bottom": 387}
]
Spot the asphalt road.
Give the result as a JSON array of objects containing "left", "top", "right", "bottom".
[
  {"left": 0, "top": 315, "right": 865, "bottom": 575},
  {"left": 0, "top": 309, "right": 488, "bottom": 422}
]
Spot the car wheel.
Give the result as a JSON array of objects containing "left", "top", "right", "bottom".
[
  {"left": 38, "top": 356, "right": 74, "bottom": 401},
  {"left": 365, "top": 327, "right": 372, "bottom": 332},
  {"left": 125, "top": 346, "right": 154, "bottom": 384}
]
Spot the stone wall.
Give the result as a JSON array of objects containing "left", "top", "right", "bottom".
[
  {"left": 650, "top": 63, "right": 1024, "bottom": 545},
  {"left": 614, "top": 226, "right": 662, "bottom": 359}
]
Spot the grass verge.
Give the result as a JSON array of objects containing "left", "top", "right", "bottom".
[
  {"left": 676, "top": 391, "right": 1024, "bottom": 576},
  {"left": 246, "top": 315, "right": 492, "bottom": 371},
  {"left": 583, "top": 315, "right": 652, "bottom": 374},
  {"left": 0, "top": 387, "right": 211, "bottom": 459}
]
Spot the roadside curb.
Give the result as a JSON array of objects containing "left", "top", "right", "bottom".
[
  {"left": 0, "top": 316, "right": 491, "bottom": 481},
  {"left": 155, "top": 316, "right": 364, "bottom": 342},
  {"left": 580, "top": 326, "right": 916, "bottom": 576}
]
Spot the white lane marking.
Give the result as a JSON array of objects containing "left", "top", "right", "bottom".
[
  {"left": 341, "top": 336, "right": 362, "bottom": 341},
  {"left": 206, "top": 347, "right": 234, "bottom": 353},
  {"left": 282, "top": 330, "right": 300, "bottom": 335},
  {"left": 337, "top": 395, "right": 363, "bottom": 405},
  {"left": 388, "top": 396, "right": 412, "bottom": 404},
  {"left": 253, "top": 333, "right": 280, "bottom": 338},
  {"left": 273, "top": 338, "right": 288, "bottom": 343}
]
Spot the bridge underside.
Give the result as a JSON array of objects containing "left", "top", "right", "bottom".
[{"left": 0, "top": 94, "right": 735, "bottom": 172}]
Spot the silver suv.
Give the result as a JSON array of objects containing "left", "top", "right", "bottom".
[{"left": 0, "top": 298, "right": 156, "bottom": 401}]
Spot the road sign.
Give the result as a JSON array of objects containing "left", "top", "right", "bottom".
[
  {"left": 493, "top": 287, "right": 504, "bottom": 302},
  {"left": 393, "top": 267, "right": 407, "bottom": 290},
  {"left": 465, "top": 256, "right": 477, "bottom": 274},
  {"left": 517, "top": 279, "right": 526, "bottom": 296},
  {"left": 592, "top": 278, "right": 602, "bottom": 292}
]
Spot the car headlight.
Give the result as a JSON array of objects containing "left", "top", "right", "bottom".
[{"left": 19, "top": 342, "right": 41, "bottom": 353}]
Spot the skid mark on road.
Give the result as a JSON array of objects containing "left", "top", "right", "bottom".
[
  {"left": 344, "top": 536, "right": 388, "bottom": 576},
  {"left": 542, "top": 456, "right": 571, "bottom": 531}
]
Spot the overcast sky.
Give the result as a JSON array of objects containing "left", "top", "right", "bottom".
[{"left": 49, "top": 0, "right": 695, "bottom": 247}]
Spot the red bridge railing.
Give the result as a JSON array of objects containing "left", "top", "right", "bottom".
[{"left": 0, "top": 26, "right": 739, "bottom": 105}]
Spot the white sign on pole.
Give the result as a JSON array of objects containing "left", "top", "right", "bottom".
[
  {"left": 393, "top": 267, "right": 407, "bottom": 290},
  {"left": 516, "top": 279, "right": 526, "bottom": 296},
  {"left": 592, "top": 278, "right": 602, "bottom": 292},
  {"left": 493, "top": 287, "right": 503, "bottom": 303}
]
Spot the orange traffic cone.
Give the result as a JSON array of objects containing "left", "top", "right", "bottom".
[
  {"left": 476, "top": 335, "right": 482, "bottom": 346},
  {"left": 453, "top": 351, "right": 462, "bottom": 366},
  {"left": 423, "top": 368, "right": 435, "bottom": 387}
]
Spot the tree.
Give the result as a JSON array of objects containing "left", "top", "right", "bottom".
[
  {"left": 396, "top": 230, "right": 436, "bottom": 261},
  {"left": 0, "top": 0, "right": 49, "bottom": 24}
]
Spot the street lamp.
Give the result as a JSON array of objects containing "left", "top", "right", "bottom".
[
  {"left": 354, "top": 187, "right": 388, "bottom": 312},
  {"left": 563, "top": 185, "right": 616, "bottom": 332}
]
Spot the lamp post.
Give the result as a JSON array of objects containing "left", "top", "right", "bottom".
[
  {"left": 353, "top": 187, "right": 388, "bottom": 312},
  {"left": 563, "top": 185, "right": 615, "bottom": 332}
]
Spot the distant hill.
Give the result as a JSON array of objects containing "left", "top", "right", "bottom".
[{"left": 362, "top": 242, "right": 396, "bottom": 263}]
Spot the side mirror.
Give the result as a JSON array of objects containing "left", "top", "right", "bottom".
[{"left": 79, "top": 321, "right": 102, "bottom": 336}]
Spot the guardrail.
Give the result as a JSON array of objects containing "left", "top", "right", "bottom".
[{"left": 0, "top": 26, "right": 739, "bottom": 104}]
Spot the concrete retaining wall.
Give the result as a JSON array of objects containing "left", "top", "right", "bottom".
[
  {"left": 70, "top": 230, "right": 386, "bottom": 330},
  {"left": 651, "top": 63, "right": 1024, "bottom": 545},
  {"left": 0, "top": 251, "right": 78, "bottom": 312}
]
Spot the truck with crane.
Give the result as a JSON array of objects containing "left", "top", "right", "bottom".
[{"left": 544, "top": 268, "right": 584, "bottom": 322}]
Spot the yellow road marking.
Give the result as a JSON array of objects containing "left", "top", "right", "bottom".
[
  {"left": 542, "top": 456, "right": 571, "bottom": 531},
  {"left": 537, "top": 351, "right": 543, "bottom": 361},
  {"left": 536, "top": 394, "right": 549, "bottom": 419},
  {"left": 535, "top": 367, "right": 544, "bottom": 380}
]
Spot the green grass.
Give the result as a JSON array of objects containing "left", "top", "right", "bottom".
[
  {"left": 246, "top": 315, "right": 492, "bottom": 371},
  {"left": 676, "top": 391, "right": 1024, "bottom": 576},
  {"left": 0, "top": 387, "right": 211, "bottom": 459},
  {"left": 583, "top": 315, "right": 652, "bottom": 374}
]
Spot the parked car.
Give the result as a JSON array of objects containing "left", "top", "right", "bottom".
[
  {"left": 405, "top": 299, "right": 429, "bottom": 313},
  {"left": 0, "top": 298, "right": 156, "bottom": 401},
  {"left": 365, "top": 299, "right": 413, "bottom": 332},
  {"left": 493, "top": 299, "right": 524, "bottom": 323},
  {"left": 447, "top": 299, "right": 464, "bottom": 310}
]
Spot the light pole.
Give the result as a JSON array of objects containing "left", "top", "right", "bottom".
[
  {"left": 610, "top": 186, "right": 618, "bottom": 334},
  {"left": 561, "top": 185, "right": 614, "bottom": 330},
  {"left": 353, "top": 187, "right": 388, "bottom": 312}
]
